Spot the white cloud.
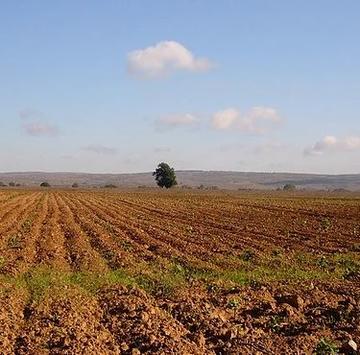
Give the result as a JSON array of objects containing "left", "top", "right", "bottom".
[
  {"left": 127, "top": 41, "right": 212, "bottom": 78},
  {"left": 212, "top": 108, "right": 238, "bottom": 129},
  {"left": 304, "top": 135, "right": 360, "bottom": 156},
  {"left": 83, "top": 145, "right": 117, "bottom": 155},
  {"left": 156, "top": 113, "right": 199, "bottom": 129},
  {"left": 212, "top": 106, "right": 282, "bottom": 133},
  {"left": 23, "top": 121, "right": 59, "bottom": 137}
]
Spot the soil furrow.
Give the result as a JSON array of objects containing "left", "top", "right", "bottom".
[
  {"left": 54, "top": 192, "right": 108, "bottom": 272},
  {"left": 33, "top": 193, "right": 70, "bottom": 270}
]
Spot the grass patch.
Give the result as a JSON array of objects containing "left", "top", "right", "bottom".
[
  {"left": 68, "top": 269, "right": 135, "bottom": 293},
  {"left": 0, "top": 251, "right": 358, "bottom": 301},
  {"left": 196, "top": 250, "right": 360, "bottom": 287},
  {"left": 0, "top": 267, "right": 135, "bottom": 302},
  {"left": 135, "top": 251, "right": 360, "bottom": 292},
  {"left": 135, "top": 261, "right": 190, "bottom": 297}
]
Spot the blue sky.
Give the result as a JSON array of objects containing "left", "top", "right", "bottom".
[{"left": 1, "top": 0, "right": 359, "bottom": 173}]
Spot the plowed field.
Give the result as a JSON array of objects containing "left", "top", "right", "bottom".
[{"left": 0, "top": 189, "right": 359, "bottom": 354}]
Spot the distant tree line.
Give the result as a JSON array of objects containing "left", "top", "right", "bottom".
[
  {"left": 0, "top": 181, "right": 21, "bottom": 187},
  {"left": 283, "top": 183, "right": 296, "bottom": 191}
]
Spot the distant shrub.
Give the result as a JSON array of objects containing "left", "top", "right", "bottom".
[
  {"left": 181, "top": 185, "right": 192, "bottom": 189},
  {"left": 208, "top": 185, "right": 219, "bottom": 190},
  {"left": 332, "top": 188, "right": 349, "bottom": 193},
  {"left": 0, "top": 181, "right": 6, "bottom": 187},
  {"left": 8, "top": 182, "right": 16, "bottom": 187},
  {"left": 15, "top": 183, "right": 21, "bottom": 187},
  {"left": 198, "top": 184, "right": 205, "bottom": 190},
  {"left": 104, "top": 184, "right": 117, "bottom": 188},
  {"left": 40, "top": 182, "right": 50, "bottom": 187},
  {"left": 283, "top": 183, "right": 296, "bottom": 191},
  {"left": 72, "top": 183, "right": 79, "bottom": 188}
]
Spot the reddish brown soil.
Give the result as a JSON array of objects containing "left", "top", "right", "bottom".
[{"left": 0, "top": 189, "right": 359, "bottom": 354}]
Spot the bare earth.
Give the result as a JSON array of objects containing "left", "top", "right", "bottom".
[{"left": 0, "top": 188, "right": 359, "bottom": 354}]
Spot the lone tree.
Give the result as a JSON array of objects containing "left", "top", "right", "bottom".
[
  {"left": 72, "top": 182, "right": 79, "bottom": 188},
  {"left": 153, "top": 162, "right": 177, "bottom": 189},
  {"left": 40, "top": 182, "right": 50, "bottom": 187}
]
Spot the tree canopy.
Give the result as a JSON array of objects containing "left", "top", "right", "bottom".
[{"left": 153, "top": 162, "right": 177, "bottom": 189}]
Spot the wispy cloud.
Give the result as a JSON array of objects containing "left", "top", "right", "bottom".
[
  {"left": 212, "top": 107, "right": 282, "bottom": 134},
  {"left": 304, "top": 135, "right": 360, "bottom": 156},
  {"left": 253, "top": 141, "right": 286, "bottom": 154},
  {"left": 19, "top": 108, "right": 59, "bottom": 137},
  {"left": 154, "top": 147, "right": 172, "bottom": 153},
  {"left": 61, "top": 155, "right": 75, "bottom": 160},
  {"left": 22, "top": 121, "right": 59, "bottom": 137},
  {"left": 18, "top": 108, "right": 43, "bottom": 120},
  {"left": 156, "top": 113, "right": 199, "bottom": 130},
  {"left": 218, "top": 143, "right": 245, "bottom": 153},
  {"left": 83, "top": 145, "right": 117, "bottom": 155},
  {"left": 127, "top": 41, "right": 213, "bottom": 79}
]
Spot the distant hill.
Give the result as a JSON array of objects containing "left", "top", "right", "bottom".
[{"left": 0, "top": 171, "right": 359, "bottom": 191}]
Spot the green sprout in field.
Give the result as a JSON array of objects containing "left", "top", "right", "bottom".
[
  {"left": 227, "top": 297, "right": 241, "bottom": 309},
  {"left": 320, "top": 217, "right": 332, "bottom": 231},
  {"left": 241, "top": 249, "right": 255, "bottom": 262},
  {"left": 0, "top": 256, "right": 5, "bottom": 269},
  {"left": 314, "top": 338, "right": 339, "bottom": 354}
]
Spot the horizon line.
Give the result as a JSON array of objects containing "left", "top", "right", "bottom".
[{"left": 0, "top": 170, "right": 359, "bottom": 177}]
